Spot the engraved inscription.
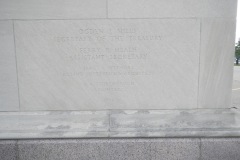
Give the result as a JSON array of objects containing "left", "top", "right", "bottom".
[
  {"left": 16, "top": 19, "right": 200, "bottom": 110},
  {"left": 51, "top": 25, "right": 161, "bottom": 92}
]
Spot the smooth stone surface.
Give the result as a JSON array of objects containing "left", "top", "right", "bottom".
[
  {"left": 108, "top": 0, "right": 238, "bottom": 18},
  {"left": 1, "top": 109, "right": 240, "bottom": 139},
  {"left": 0, "top": 0, "right": 106, "bottom": 19},
  {"left": 15, "top": 19, "right": 200, "bottom": 110},
  {"left": 0, "top": 21, "right": 19, "bottom": 111},
  {"left": 199, "top": 18, "right": 236, "bottom": 108},
  {"left": 0, "top": 0, "right": 237, "bottom": 140},
  {"left": 201, "top": 138, "right": 240, "bottom": 160},
  {"left": 17, "top": 139, "right": 200, "bottom": 160},
  {"left": 0, "top": 140, "right": 17, "bottom": 160},
  {"left": 110, "top": 109, "right": 240, "bottom": 137},
  {"left": 0, "top": 111, "right": 109, "bottom": 139},
  {"left": 232, "top": 66, "right": 240, "bottom": 108}
]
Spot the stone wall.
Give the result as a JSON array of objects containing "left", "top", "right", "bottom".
[{"left": 0, "top": 0, "right": 238, "bottom": 138}]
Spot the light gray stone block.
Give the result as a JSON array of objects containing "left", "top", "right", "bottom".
[
  {"left": 201, "top": 138, "right": 240, "bottom": 160},
  {"left": 109, "top": 109, "right": 240, "bottom": 137},
  {"left": 0, "top": 0, "right": 237, "bottom": 140},
  {"left": 1, "top": 109, "right": 240, "bottom": 139},
  {"left": 0, "top": 0, "right": 107, "bottom": 19},
  {"left": 0, "top": 21, "right": 19, "bottom": 111},
  {"left": 199, "top": 18, "right": 236, "bottom": 108},
  {"left": 0, "top": 111, "right": 109, "bottom": 139},
  {"left": 108, "top": 0, "right": 238, "bottom": 18},
  {"left": 15, "top": 19, "right": 200, "bottom": 111},
  {"left": 18, "top": 138, "right": 200, "bottom": 160},
  {"left": 0, "top": 140, "right": 17, "bottom": 160}
]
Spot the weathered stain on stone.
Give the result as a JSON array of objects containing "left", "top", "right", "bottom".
[{"left": 45, "top": 125, "right": 71, "bottom": 130}]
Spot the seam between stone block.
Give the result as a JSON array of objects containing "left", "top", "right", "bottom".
[
  {"left": 0, "top": 17, "right": 212, "bottom": 21},
  {"left": 197, "top": 18, "right": 202, "bottom": 109},
  {"left": 106, "top": 0, "right": 108, "bottom": 18},
  {"left": 12, "top": 20, "right": 21, "bottom": 111},
  {"left": 199, "top": 138, "right": 202, "bottom": 160},
  {"left": 16, "top": 140, "right": 20, "bottom": 160},
  {"left": 108, "top": 110, "right": 111, "bottom": 137}
]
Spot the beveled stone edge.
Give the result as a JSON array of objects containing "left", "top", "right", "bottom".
[{"left": 0, "top": 109, "right": 240, "bottom": 139}]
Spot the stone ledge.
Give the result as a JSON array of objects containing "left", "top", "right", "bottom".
[{"left": 0, "top": 109, "right": 239, "bottom": 139}]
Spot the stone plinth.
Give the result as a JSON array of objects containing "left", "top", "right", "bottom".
[{"left": 0, "top": 0, "right": 238, "bottom": 138}]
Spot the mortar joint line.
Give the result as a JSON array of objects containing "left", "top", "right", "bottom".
[
  {"left": 197, "top": 18, "right": 202, "bottom": 109},
  {"left": 106, "top": 0, "right": 108, "bottom": 18},
  {"left": 12, "top": 20, "right": 21, "bottom": 111}
]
